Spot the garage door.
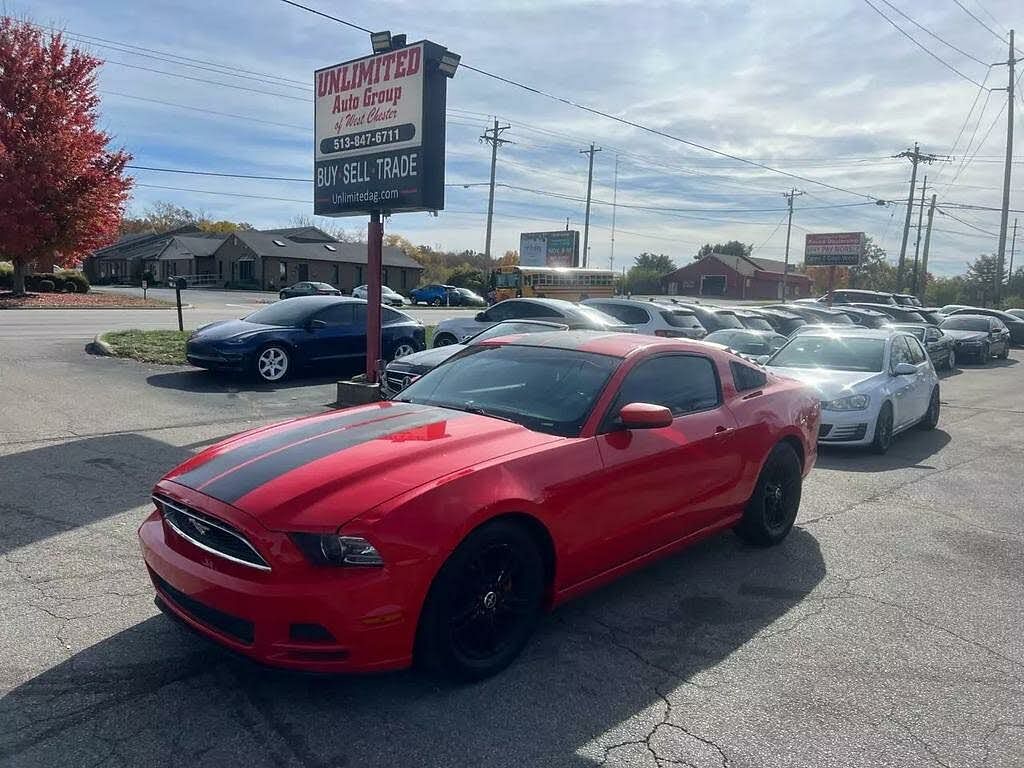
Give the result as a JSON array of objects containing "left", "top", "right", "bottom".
[{"left": 701, "top": 275, "right": 726, "bottom": 296}]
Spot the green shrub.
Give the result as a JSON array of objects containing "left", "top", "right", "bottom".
[
  {"left": 57, "top": 270, "right": 90, "bottom": 294},
  {"left": 0, "top": 262, "right": 12, "bottom": 289},
  {"left": 37, "top": 279, "right": 55, "bottom": 293}
]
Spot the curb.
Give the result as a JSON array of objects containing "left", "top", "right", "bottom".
[
  {"left": 87, "top": 333, "right": 115, "bottom": 357},
  {"left": 0, "top": 304, "right": 191, "bottom": 310}
]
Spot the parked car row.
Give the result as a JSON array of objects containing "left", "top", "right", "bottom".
[{"left": 277, "top": 282, "right": 488, "bottom": 308}]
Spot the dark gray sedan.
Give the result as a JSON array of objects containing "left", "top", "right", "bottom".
[
  {"left": 890, "top": 323, "right": 957, "bottom": 370},
  {"left": 938, "top": 315, "right": 1011, "bottom": 364}
]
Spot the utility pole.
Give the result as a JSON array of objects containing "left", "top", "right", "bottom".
[
  {"left": 480, "top": 120, "right": 511, "bottom": 260},
  {"left": 609, "top": 154, "right": 619, "bottom": 272},
  {"left": 893, "top": 143, "right": 939, "bottom": 292},
  {"left": 919, "top": 194, "right": 937, "bottom": 299},
  {"left": 911, "top": 175, "right": 928, "bottom": 293},
  {"left": 1009, "top": 218, "right": 1019, "bottom": 289},
  {"left": 580, "top": 144, "right": 602, "bottom": 267},
  {"left": 781, "top": 189, "right": 804, "bottom": 300},
  {"left": 993, "top": 29, "right": 1016, "bottom": 306}
]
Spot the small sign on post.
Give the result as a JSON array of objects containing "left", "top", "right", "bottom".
[{"left": 174, "top": 277, "right": 186, "bottom": 332}]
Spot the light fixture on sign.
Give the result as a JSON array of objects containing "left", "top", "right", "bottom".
[
  {"left": 370, "top": 30, "right": 392, "bottom": 53},
  {"left": 438, "top": 51, "right": 461, "bottom": 78},
  {"left": 390, "top": 34, "right": 407, "bottom": 49}
]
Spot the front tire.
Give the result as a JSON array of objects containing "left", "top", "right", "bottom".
[
  {"left": 279, "top": 291, "right": 287, "bottom": 300},
  {"left": 253, "top": 344, "right": 291, "bottom": 383},
  {"left": 919, "top": 387, "right": 940, "bottom": 430},
  {"left": 871, "top": 403, "right": 894, "bottom": 454},
  {"left": 734, "top": 442, "right": 802, "bottom": 546},
  {"left": 416, "top": 520, "right": 545, "bottom": 681},
  {"left": 999, "top": 343, "right": 1010, "bottom": 359},
  {"left": 982, "top": 343, "right": 992, "bottom": 365},
  {"left": 431, "top": 297, "right": 442, "bottom": 307},
  {"left": 945, "top": 348, "right": 956, "bottom": 370},
  {"left": 433, "top": 333, "right": 458, "bottom": 347}
]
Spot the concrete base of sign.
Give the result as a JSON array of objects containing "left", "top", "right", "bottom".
[{"left": 336, "top": 378, "right": 381, "bottom": 408}]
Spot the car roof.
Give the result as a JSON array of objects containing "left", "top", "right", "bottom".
[
  {"left": 792, "top": 326, "right": 900, "bottom": 340},
  {"left": 839, "top": 306, "right": 889, "bottom": 317},
  {"left": 585, "top": 297, "right": 671, "bottom": 310},
  {"left": 483, "top": 330, "right": 718, "bottom": 358},
  {"left": 943, "top": 313, "right": 995, "bottom": 321},
  {"left": 283, "top": 295, "right": 363, "bottom": 307}
]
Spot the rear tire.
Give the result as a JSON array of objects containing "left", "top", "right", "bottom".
[
  {"left": 871, "top": 403, "right": 893, "bottom": 455},
  {"left": 734, "top": 443, "right": 802, "bottom": 546},
  {"left": 431, "top": 297, "right": 442, "bottom": 307},
  {"left": 919, "top": 387, "right": 940, "bottom": 430},
  {"left": 416, "top": 520, "right": 545, "bottom": 681}
]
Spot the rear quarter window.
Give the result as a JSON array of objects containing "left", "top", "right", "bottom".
[{"left": 731, "top": 361, "right": 767, "bottom": 392}]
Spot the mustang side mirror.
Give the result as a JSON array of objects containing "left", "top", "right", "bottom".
[
  {"left": 754, "top": 354, "right": 771, "bottom": 366},
  {"left": 893, "top": 362, "right": 917, "bottom": 376},
  {"left": 618, "top": 402, "right": 674, "bottom": 429},
  {"left": 307, "top": 319, "right": 327, "bottom": 331}
]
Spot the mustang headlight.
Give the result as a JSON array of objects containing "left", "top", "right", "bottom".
[
  {"left": 822, "top": 394, "right": 870, "bottom": 411},
  {"left": 290, "top": 533, "right": 384, "bottom": 566}
]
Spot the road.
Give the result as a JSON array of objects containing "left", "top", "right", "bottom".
[
  {"left": 1, "top": 324, "right": 1022, "bottom": 767},
  {"left": 0, "top": 288, "right": 479, "bottom": 344}
]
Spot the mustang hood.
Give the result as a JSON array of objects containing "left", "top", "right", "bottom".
[
  {"left": 767, "top": 366, "right": 885, "bottom": 402},
  {"left": 163, "top": 402, "right": 558, "bottom": 530}
]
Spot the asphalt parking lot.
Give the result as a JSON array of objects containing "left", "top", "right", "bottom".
[{"left": 1, "top": 328, "right": 1022, "bottom": 767}]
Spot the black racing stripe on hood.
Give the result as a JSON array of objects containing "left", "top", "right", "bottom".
[
  {"left": 173, "top": 403, "right": 427, "bottom": 490},
  {"left": 193, "top": 408, "right": 455, "bottom": 504}
]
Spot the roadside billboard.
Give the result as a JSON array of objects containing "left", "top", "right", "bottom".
[
  {"left": 314, "top": 41, "right": 448, "bottom": 216},
  {"left": 804, "top": 232, "right": 865, "bottom": 267},
  {"left": 519, "top": 231, "right": 581, "bottom": 267}
]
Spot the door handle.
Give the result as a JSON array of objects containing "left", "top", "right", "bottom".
[{"left": 714, "top": 425, "right": 732, "bottom": 435}]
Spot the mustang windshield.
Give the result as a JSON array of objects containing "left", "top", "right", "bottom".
[
  {"left": 395, "top": 345, "right": 617, "bottom": 437},
  {"left": 769, "top": 336, "right": 886, "bottom": 373}
]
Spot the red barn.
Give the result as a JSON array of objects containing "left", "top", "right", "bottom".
[{"left": 661, "top": 253, "right": 813, "bottom": 300}]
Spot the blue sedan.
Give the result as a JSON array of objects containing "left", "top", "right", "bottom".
[{"left": 186, "top": 296, "right": 425, "bottom": 383}]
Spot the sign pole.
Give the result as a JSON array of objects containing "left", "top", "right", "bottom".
[
  {"left": 367, "top": 211, "right": 383, "bottom": 382},
  {"left": 174, "top": 278, "right": 184, "bottom": 332},
  {"left": 826, "top": 266, "right": 836, "bottom": 308}
]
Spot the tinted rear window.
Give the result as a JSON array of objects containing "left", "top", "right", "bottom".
[
  {"left": 659, "top": 310, "right": 703, "bottom": 329},
  {"left": 941, "top": 317, "right": 989, "bottom": 331},
  {"left": 738, "top": 316, "right": 774, "bottom": 331},
  {"left": 714, "top": 311, "right": 744, "bottom": 329}
]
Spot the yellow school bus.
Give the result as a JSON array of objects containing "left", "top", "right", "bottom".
[{"left": 491, "top": 266, "right": 616, "bottom": 303}]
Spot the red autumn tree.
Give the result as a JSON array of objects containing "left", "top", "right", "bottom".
[{"left": 0, "top": 18, "right": 132, "bottom": 294}]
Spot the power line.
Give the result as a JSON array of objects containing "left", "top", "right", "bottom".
[
  {"left": 103, "top": 91, "right": 309, "bottom": 130},
  {"left": 950, "top": 0, "right": 1018, "bottom": 51},
  {"left": 932, "top": 69, "right": 991, "bottom": 186},
  {"left": 277, "top": 0, "right": 889, "bottom": 202},
  {"left": 876, "top": 0, "right": 989, "bottom": 65},
  {"left": 936, "top": 207, "right": 999, "bottom": 235},
  {"left": 102, "top": 59, "right": 309, "bottom": 102},
  {"left": 861, "top": 0, "right": 989, "bottom": 88},
  {"left": 34, "top": 22, "right": 310, "bottom": 88}
]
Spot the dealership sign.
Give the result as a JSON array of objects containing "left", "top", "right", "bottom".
[
  {"left": 314, "top": 41, "right": 449, "bottom": 216},
  {"left": 804, "top": 232, "right": 865, "bottom": 267},
  {"left": 519, "top": 231, "right": 581, "bottom": 267}
]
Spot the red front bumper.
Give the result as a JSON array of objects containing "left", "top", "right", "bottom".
[{"left": 138, "top": 488, "right": 423, "bottom": 673}]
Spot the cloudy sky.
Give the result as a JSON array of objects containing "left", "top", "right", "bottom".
[{"left": 16, "top": 0, "right": 1023, "bottom": 274}]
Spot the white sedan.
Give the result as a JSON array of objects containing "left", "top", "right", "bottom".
[
  {"left": 765, "top": 327, "right": 940, "bottom": 454},
  {"left": 351, "top": 284, "right": 406, "bottom": 306}
]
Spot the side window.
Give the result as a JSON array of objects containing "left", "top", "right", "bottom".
[
  {"left": 731, "top": 361, "right": 767, "bottom": 392},
  {"left": 925, "top": 328, "right": 941, "bottom": 342},
  {"left": 889, "top": 336, "right": 912, "bottom": 368},
  {"left": 314, "top": 303, "right": 354, "bottom": 326},
  {"left": 517, "top": 302, "right": 562, "bottom": 319},
  {"left": 382, "top": 307, "right": 402, "bottom": 325},
  {"left": 485, "top": 302, "right": 520, "bottom": 322},
  {"left": 606, "top": 355, "right": 720, "bottom": 426},
  {"left": 906, "top": 337, "right": 927, "bottom": 364}
]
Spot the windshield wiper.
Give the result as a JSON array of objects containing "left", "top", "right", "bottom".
[{"left": 459, "top": 404, "right": 518, "bottom": 424}]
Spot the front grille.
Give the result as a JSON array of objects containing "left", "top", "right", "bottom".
[
  {"left": 384, "top": 370, "right": 419, "bottom": 394},
  {"left": 151, "top": 569, "right": 254, "bottom": 645},
  {"left": 154, "top": 495, "right": 270, "bottom": 571},
  {"left": 820, "top": 423, "right": 868, "bottom": 442}
]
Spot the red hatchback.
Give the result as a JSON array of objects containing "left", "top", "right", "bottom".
[{"left": 140, "top": 332, "right": 819, "bottom": 679}]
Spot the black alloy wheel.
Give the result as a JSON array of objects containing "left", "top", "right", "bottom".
[
  {"left": 871, "top": 403, "right": 894, "bottom": 455},
  {"left": 919, "top": 388, "right": 940, "bottom": 430},
  {"left": 417, "top": 520, "right": 545, "bottom": 681},
  {"left": 734, "top": 442, "right": 802, "bottom": 546}
]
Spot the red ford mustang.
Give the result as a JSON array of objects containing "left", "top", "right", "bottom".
[{"left": 140, "top": 331, "right": 820, "bottom": 679}]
